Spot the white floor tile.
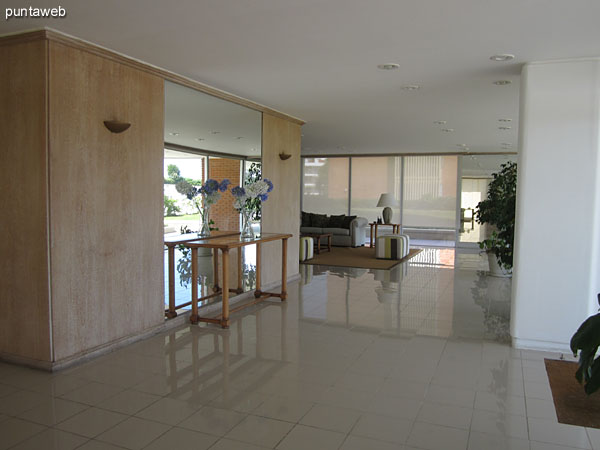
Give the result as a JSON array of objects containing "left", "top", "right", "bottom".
[
  {"left": 96, "top": 416, "right": 170, "bottom": 450},
  {"left": 0, "top": 417, "right": 46, "bottom": 450},
  {"left": 528, "top": 417, "right": 591, "bottom": 449},
  {"left": 178, "top": 406, "right": 246, "bottom": 436},
  {"left": 471, "top": 409, "right": 529, "bottom": 439},
  {"left": 425, "top": 384, "right": 476, "bottom": 408},
  {"left": 474, "top": 391, "right": 527, "bottom": 416},
  {"left": 16, "top": 397, "right": 89, "bottom": 426},
  {"left": 97, "top": 389, "right": 160, "bottom": 415},
  {"left": 135, "top": 397, "right": 198, "bottom": 425},
  {"left": 300, "top": 404, "right": 361, "bottom": 433},
  {"left": 60, "top": 382, "right": 124, "bottom": 406},
  {"left": 416, "top": 402, "right": 473, "bottom": 429},
  {"left": 252, "top": 395, "right": 313, "bottom": 423},
  {"left": 142, "top": 427, "right": 218, "bottom": 450},
  {"left": 276, "top": 424, "right": 345, "bottom": 450},
  {"left": 468, "top": 431, "right": 530, "bottom": 450},
  {"left": 351, "top": 413, "right": 412, "bottom": 445},
  {"left": 55, "top": 407, "right": 128, "bottom": 438},
  {"left": 226, "top": 415, "right": 294, "bottom": 448},
  {"left": 525, "top": 397, "right": 558, "bottom": 421},
  {"left": 209, "top": 438, "right": 271, "bottom": 450},
  {"left": 407, "top": 421, "right": 469, "bottom": 450},
  {"left": 9, "top": 428, "right": 88, "bottom": 450},
  {"left": 339, "top": 435, "right": 401, "bottom": 450}
]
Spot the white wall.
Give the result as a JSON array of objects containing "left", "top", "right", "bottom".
[{"left": 511, "top": 58, "right": 600, "bottom": 352}]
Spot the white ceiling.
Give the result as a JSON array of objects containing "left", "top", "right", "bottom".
[{"left": 3, "top": 0, "right": 600, "bottom": 156}]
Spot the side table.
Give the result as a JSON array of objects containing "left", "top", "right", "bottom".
[{"left": 369, "top": 222, "right": 402, "bottom": 248}]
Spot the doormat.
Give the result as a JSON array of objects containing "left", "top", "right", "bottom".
[{"left": 545, "top": 358, "right": 600, "bottom": 429}]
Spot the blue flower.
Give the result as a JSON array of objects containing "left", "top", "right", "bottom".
[
  {"left": 264, "top": 178, "right": 274, "bottom": 193},
  {"left": 231, "top": 186, "right": 246, "bottom": 197},
  {"left": 219, "top": 179, "right": 231, "bottom": 192},
  {"left": 259, "top": 194, "right": 268, "bottom": 202},
  {"left": 204, "top": 179, "right": 219, "bottom": 194}
]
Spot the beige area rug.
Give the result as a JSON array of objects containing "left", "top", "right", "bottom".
[
  {"left": 301, "top": 246, "right": 422, "bottom": 270},
  {"left": 545, "top": 359, "right": 600, "bottom": 429}
]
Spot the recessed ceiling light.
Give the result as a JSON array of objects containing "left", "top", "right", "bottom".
[
  {"left": 401, "top": 84, "right": 420, "bottom": 91},
  {"left": 434, "top": 121, "right": 447, "bottom": 125},
  {"left": 498, "top": 118, "right": 512, "bottom": 122},
  {"left": 211, "top": 131, "right": 220, "bottom": 134},
  {"left": 196, "top": 138, "right": 204, "bottom": 141},
  {"left": 498, "top": 126, "right": 512, "bottom": 130},
  {"left": 236, "top": 137, "right": 244, "bottom": 140},
  {"left": 169, "top": 132, "right": 179, "bottom": 136},
  {"left": 490, "top": 54, "right": 515, "bottom": 62},
  {"left": 441, "top": 128, "right": 454, "bottom": 132},
  {"left": 457, "top": 144, "right": 468, "bottom": 147},
  {"left": 377, "top": 63, "right": 400, "bottom": 70},
  {"left": 493, "top": 80, "right": 512, "bottom": 86},
  {"left": 501, "top": 142, "right": 512, "bottom": 146}
]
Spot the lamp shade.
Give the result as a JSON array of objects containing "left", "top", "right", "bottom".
[{"left": 376, "top": 193, "right": 398, "bottom": 207}]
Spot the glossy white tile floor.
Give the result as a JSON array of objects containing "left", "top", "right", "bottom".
[{"left": 0, "top": 248, "right": 592, "bottom": 450}]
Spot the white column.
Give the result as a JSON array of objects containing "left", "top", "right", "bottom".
[{"left": 512, "top": 58, "right": 600, "bottom": 352}]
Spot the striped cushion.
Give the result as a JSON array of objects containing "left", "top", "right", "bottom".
[
  {"left": 300, "top": 237, "right": 314, "bottom": 261},
  {"left": 375, "top": 234, "right": 410, "bottom": 260}
]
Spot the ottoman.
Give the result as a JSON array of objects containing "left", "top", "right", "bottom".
[
  {"left": 375, "top": 234, "right": 410, "bottom": 260},
  {"left": 300, "top": 236, "right": 314, "bottom": 261}
]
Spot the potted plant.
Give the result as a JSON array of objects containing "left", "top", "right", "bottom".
[
  {"left": 474, "top": 161, "right": 517, "bottom": 277},
  {"left": 570, "top": 294, "right": 600, "bottom": 395}
]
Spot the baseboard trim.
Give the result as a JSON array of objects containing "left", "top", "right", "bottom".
[{"left": 512, "top": 337, "right": 572, "bottom": 354}]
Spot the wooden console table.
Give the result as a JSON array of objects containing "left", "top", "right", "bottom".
[
  {"left": 164, "top": 231, "right": 240, "bottom": 318},
  {"left": 183, "top": 233, "right": 292, "bottom": 328},
  {"left": 369, "top": 222, "right": 402, "bottom": 248}
]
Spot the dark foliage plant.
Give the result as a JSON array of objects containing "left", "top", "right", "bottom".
[
  {"left": 474, "top": 161, "right": 517, "bottom": 270},
  {"left": 571, "top": 294, "right": 600, "bottom": 395},
  {"left": 245, "top": 163, "right": 262, "bottom": 221}
]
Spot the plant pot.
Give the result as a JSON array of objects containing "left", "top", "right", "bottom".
[
  {"left": 487, "top": 252, "right": 512, "bottom": 278},
  {"left": 197, "top": 248, "right": 212, "bottom": 257}
]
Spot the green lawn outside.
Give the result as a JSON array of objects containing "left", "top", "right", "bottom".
[{"left": 164, "top": 213, "right": 200, "bottom": 222}]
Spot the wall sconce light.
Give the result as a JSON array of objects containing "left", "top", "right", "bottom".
[
  {"left": 103, "top": 120, "right": 131, "bottom": 134},
  {"left": 279, "top": 152, "right": 292, "bottom": 160}
]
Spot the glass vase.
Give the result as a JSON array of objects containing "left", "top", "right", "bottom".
[
  {"left": 240, "top": 208, "right": 255, "bottom": 240},
  {"left": 198, "top": 207, "right": 211, "bottom": 238}
]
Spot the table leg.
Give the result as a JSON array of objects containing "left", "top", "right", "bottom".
[
  {"left": 221, "top": 249, "right": 230, "bottom": 328},
  {"left": 236, "top": 248, "right": 243, "bottom": 294},
  {"left": 166, "top": 246, "right": 177, "bottom": 318},
  {"left": 213, "top": 248, "right": 220, "bottom": 292},
  {"left": 316, "top": 236, "right": 321, "bottom": 254},
  {"left": 190, "top": 247, "right": 199, "bottom": 324},
  {"left": 374, "top": 224, "right": 379, "bottom": 248},
  {"left": 328, "top": 235, "right": 332, "bottom": 252},
  {"left": 281, "top": 237, "right": 288, "bottom": 300},
  {"left": 254, "top": 242, "right": 262, "bottom": 298},
  {"left": 370, "top": 224, "right": 374, "bottom": 248}
]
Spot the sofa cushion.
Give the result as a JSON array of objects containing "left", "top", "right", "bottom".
[
  {"left": 301, "top": 226, "right": 324, "bottom": 234},
  {"left": 327, "top": 214, "right": 345, "bottom": 228},
  {"left": 301, "top": 211, "right": 311, "bottom": 227},
  {"left": 341, "top": 215, "right": 357, "bottom": 229},
  {"left": 323, "top": 227, "right": 350, "bottom": 236},
  {"left": 311, "top": 213, "right": 329, "bottom": 228}
]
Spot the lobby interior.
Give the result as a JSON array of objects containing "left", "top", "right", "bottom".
[{"left": 3, "top": 2, "right": 600, "bottom": 450}]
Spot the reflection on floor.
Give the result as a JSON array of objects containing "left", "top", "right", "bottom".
[
  {"left": 1, "top": 248, "right": 595, "bottom": 450},
  {"left": 164, "top": 245, "right": 257, "bottom": 312}
]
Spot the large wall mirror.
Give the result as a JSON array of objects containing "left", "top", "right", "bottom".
[{"left": 163, "top": 80, "right": 262, "bottom": 312}]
